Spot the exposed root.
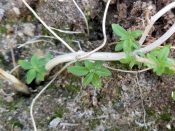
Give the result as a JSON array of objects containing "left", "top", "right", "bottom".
[
  {"left": 104, "top": 64, "right": 151, "bottom": 74},
  {"left": 30, "top": 61, "right": 75, "bottom": 131},
  {"left": 22, "top": 0, "right": 75, "bottom": 53},
  {"left": 77, "top": 0, "right": 112, "bottom": 59},
  {"left": 139, "top": 2, "right": 175, "bottom": 45},
  {"left": 18, "top": 39, "right": 55, "bottom": 48},
  {"left": 46, "top": 20, "right": 175, "bottom": 71},
  {"left": 72, "top": 0, "right": 89, "bottom": 35},
  {"left": 135, "top": 74, "right": 147, "bottom": 128},
  {"left": 10, "top": 65, "right": 20, "bottom": 74},
  {"left": 50, "top": 26, "right": 83, "bottom": 34}
]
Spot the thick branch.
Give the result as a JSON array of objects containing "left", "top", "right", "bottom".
[
  {"left": 139, "top": 2, "right": 175, "bottom": 45},
  {"left": 46, "top": 21, "right": 175, "bottom": 71}
]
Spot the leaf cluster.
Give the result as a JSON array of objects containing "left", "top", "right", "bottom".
[
  {"left": 112, "top": 24, "right": 142, "bottom": 54},
  {"left": 18, "top": 54, "right": 52, "bottom": 84},
  {"left": 145, "top": 46, "right": 175, "bottom": 75},
  {"left": 68, "top": 60, "right": 111, "bottom": 88}
]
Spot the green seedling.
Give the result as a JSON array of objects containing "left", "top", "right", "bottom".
[
  {"left": 68, "top": 60, "right": 111, "bottom": 89},
  {"left": 18, "top": 54, "right": 52, "bottom": 84},
  {"left": 145, "top": 46, "right": 175, "bottom": 75},
  {"left": 112, "top": 24, "right": 142, "bottom": 54}
]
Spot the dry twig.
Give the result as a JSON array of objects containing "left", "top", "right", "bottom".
[{"left": 0, "top": 68, "right": 30, "bottom": 94}]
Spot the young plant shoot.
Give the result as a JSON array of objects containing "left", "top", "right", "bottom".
[
  {"left": 18, "top": 54, "right": 52, "bottom": 84},
  {"left": 68, "top": 60, "right": 111, "bottom": 88}
]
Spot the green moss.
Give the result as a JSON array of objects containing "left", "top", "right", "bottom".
[
  {"left": 53, "top": 105, "right": 68, "bottom": 118},
  {"left": 5, "top": 97, "right": 24, "bottom": 111},
  {"left": 160, "top": 113, "right": 172, "bottom": 122},
  {"left": 10, "top": 119, "right": 23, "bottom": 129},
  {"left": 88, "top": 119, "right": 100, "bottom": 130},
  {"left": 0, "top": 25, "right": 7, "bottom": 34},
  {"left": 145, "top": 107, "right": 156, "bottom": 117},
  {"left": 66, "top": 84, "right": 80, "bottom": 96}
]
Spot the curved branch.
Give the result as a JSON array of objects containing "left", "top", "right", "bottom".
[
  {"left": 77, "top": 0, "right": 112, "bottom": 59},
  {"left": 46, "top": 22, "right": 175, "bottom": 71},
  {"left": 22, "top": 0, "right": 75, "bottom": 53},
  {"left": 72, "top": 0, "right": 89, "bottom": 35},
  {"left": 139, "top": 2, "right": 175, "bottom": 45}
]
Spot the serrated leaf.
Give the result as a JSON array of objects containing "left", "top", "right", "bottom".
[
  {"left": 83, "top": 73, "right": 94, "bottom": 86},
  {"left": 95, "top": 68, "right": 111, "bottom": 77},
  {"left": 18, "top": 60, "right": 32, "bottom": 70},
  {"left": 112, "top": 24, "right": 128, "bottom": 39},
  {"left": 132, "top": 41, "right": 140, "bottom": 49},
  {"left": 36, "top": 72, "right": 45, "bottom": 81},
  {"left": 129, "top": 61, "right": 136, "bottom": 69},
  {"left": 92, "top": 74, "right": 102, "bottom": 88},
  {"left": 26, "top": 69, "right": 36, "bottom": 84},
  {"left": 147, "top": 53, "right": 159, "bottom": 64},
  {"left": 159, "top": 46, "right": 170, "bottom": 60},
  {"left": 39, "top": 53, "right": 53, "bottom": 66},
  {"left": 31, "top": 55, "right": 40, "bottom": 67},
  {"left": 123, "top": 40, "right": 131, "bottom": 53},
  {"left": 84, "top": 60, "right": 94, "bottom": 69},
  {"left": 155, "top": 66, "right": 165, "bottom": 76},
  {"left": 115, "top": 41, "right": 123, "bottom": 51},
  {"left": 94, "top": 61, "right": 104, "bottom": 70},
  {"left": 131, "top": 30, "right": 142, "bottom": 38},
  {"left": 68, "top": 66, "right": 89, "bottom": 76},
  {"left": 120, "top": 56, "right": 132, "bottom": 64}
]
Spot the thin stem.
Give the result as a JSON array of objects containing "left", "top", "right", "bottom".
[
  {"left": 72, "top": 0, "right": 89, "bottom": 35},
  {"left": 18, "top": 39, "right": 55, "bottom": 48},
  {"left": 139, "top": 2, "right": 175, "bottom": 45},
  {"left": 30, "top": 61, "right": 75, "bottom": 131},
  {"left": 50, "top": 26, "right": 83, "bottom": 34},
  {"left": 22, "top": 0, "right": 75, "bottom": 52},
  {"left": 135, "top": 74, "right": 146, "bottom": 128},
  {"left": 10, "top": 65, "right": 20, "bottom": 74},
  {"left": 46, "top": 21, "right": 175, "bottom": 71},
  {"left": 77, "top": 0, "right": 111, "bottom": 59},
  {"left": 104, "top": 64, "right": 151, "bottom": 73}
]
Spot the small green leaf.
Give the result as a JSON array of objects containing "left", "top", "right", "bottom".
[
  {"left": 123, "top": 40, "right": 131, "bottom": 53},
  {"left": 112, "top": 24, "right": 128, "bottom": 39},
  {"left": 18, "top": 60, "right": 32, "bottom": 70},
  {"left": 131, "top": 30, "right": 142, "bottom": 38},
  {"left": 83, "top": 73, "right": 94, "bottom": 86},
  {"left": 84, "top": 60, "right": 94, "bottom": 69},
  {"left": 92, "top": 74, "right": 102, "bottom": 88},
  {"left": 95, "top": 61, "right": 104, "bottom": 68},
  {"left": 159, "top": 46, "right": 170, "bottom": 60},
  {"left": 68, "top": 66, "right": 89, "bottom": 76},
  {"left": 31, "top": 55, "right": 40, "bottom": 67},
  {"left": 95, "top": 68, "right": 111, "bottom": 77},
  {"left": 39, "top": 53, "right": 53, "bottom": 66},
  {"left": 115, "top": 41, "right": 123, "bottom": 51},
  {"left": 36, "top": 72, "right": 45, "bottom": 81},
  {"left": 26, "top": 69, "right": 36, "bottom": 84}
]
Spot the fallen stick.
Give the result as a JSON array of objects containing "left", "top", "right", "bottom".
[
  {"left": 0, "top": 68, "right": 30, "bottom": 95},
  {"left": 46, "top": 21, "right": 175, "bottom": 71}
]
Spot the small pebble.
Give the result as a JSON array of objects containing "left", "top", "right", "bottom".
[
  {"left": 0, "top": 8, "right": 5, "bottom": 22},
  {"left": 49, "top": 117, "right": 61, "bottom": 128},
  {"left": 22, "top": 23, "right": 35, "bottom": 37},
  {"left": 4, "top": 96, "right": 14, "bottom": 103}
]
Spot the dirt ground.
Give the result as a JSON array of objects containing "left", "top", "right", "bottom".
[{"left": 1, "top": 0, "right": 175, "bottom": 130}]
